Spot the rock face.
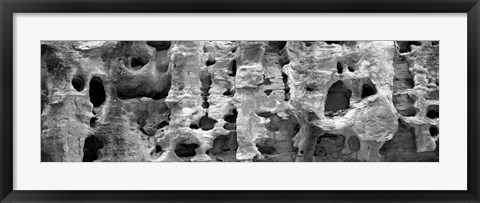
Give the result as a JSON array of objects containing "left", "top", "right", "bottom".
[{"left": 40, "top": 41, "right": 439, "bottom": 162}]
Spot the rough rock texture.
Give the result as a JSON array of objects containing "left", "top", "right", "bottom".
[{"left": 41, "top": 41, "right": 439, "bottom": 162}]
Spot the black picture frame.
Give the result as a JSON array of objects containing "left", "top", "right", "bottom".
[{"left": 1, "top": 0, "right": 479, "bottom": 202}]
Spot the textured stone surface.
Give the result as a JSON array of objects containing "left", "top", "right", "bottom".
[{"left": 41, "top": 41, "right": 439, "bottom": 162}]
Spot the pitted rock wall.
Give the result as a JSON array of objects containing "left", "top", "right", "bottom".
[{"left": 41, "top": 41, "right": 439, "bottom": 162}]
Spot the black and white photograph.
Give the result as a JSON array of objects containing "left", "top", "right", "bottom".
[{"left": 40, "top": 41, "right": 439, "bottom": 162}]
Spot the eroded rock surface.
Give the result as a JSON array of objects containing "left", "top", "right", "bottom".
[{"left": 41, "top": 41, "right": 439, "bottom": 162}]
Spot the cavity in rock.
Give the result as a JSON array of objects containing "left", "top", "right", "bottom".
[
  {"left": 174, "top": 143, "right": 198, "bottom": 157},
  {"left": 72, "top": 75, "right": 85, "bottom": 91},
  {"left": 324, "top": 81, "right": 351, "bottom": 114},
  {"left": 82, "top": 135, "right": 104, "bottom": 162},
  {"left": 89, "top": 77, "right": 106, "bottom": 107}
]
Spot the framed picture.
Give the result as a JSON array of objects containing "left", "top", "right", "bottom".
[{"left": 1, "top": 0, "right": 479, "bottom": 202}]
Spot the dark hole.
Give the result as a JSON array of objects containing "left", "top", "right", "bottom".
[
  {"left": 306, "top": 86, "right": 314, "bottom": 92},
  {"left": 231, "top": 47, "right": 237, "bottom": 53},
  {"left": 174, "top": 143, "right": 198, "bottom": 157},
  {"left": 264, "top": 90, "right": 273, "bottom": 95},
  {"left": 155, "top": 145, "right": 163, "bottom": 153},
  {"left": 223, "top": 88, "right": 234, "bottom": 96},
  {"left": 324, "top": 81, "right": 352, "bottom": 114},
  {"left": 206, "top": 58, "right": 216, "bottom": 66},
  {"left": 229, "top": 60, "right": 237, "bottom": 77},
  {"left": 304, "top": 41, "right": 313, "bottom": 47},
  {"left": 325, "top": 41, "right": 343, "bottom": 45},
  {"left": 224, "top": 109, "right": 238, "bottom": 123},
  {"left": 299, "top": 150, "right": 304, "bottom": 154},
  {"left": 257, "top": 111, "right": 275, "bottom": 118},
  {"left": 336, "top": 62, "right": 343, "bottom": 74},
  {"left": 90, "top": 117, "right": 97, "bottom": 128},
  {"left": 130, "top": 55, "right": 149, "bottom": 70},
  {"left": 379, "top": 140, "right": 394, "bottom": 155},
  {"left": 268, "top": 41, "right": 286, "bottom": 50},
  {"left": 361, "top": 83, "right": 377, "bottom": 98},
  {"left": 89, "top": 77, "right": 106, "bottom": 107},
  {"left": 348, "top": 66, "right": 355, "bottom": 72},
  {"left": 294, "top": 124, "right": 301, "bottom": 133},
  {"left": 139, "top": 127, "right": 148, "bottom": 136},
  {"left": 72, "top": 76, "right": 85, "bottom": 91},
  {"left": 157, "top": 121, "right": 169, "bottom": 129},
  {"left": 282, "top": 72, "right": 290, "bottom": 101},
  {"left": 202, "top": 100, "right": 210, "bottom": 109},
  {"left": 397, "top": 41, "right": 422, "bottom": 53},
  {"left": 429, "top": 126, "right": 439, "bottom": 137},
  {"left": 190, "top": 123, "right": 200, "bottom": 129},
  {"left": 432, "top": 41, "right": 439, "bottom": 46},
  {"left": 223, "top": 123, "right": 236, "bottom": 130},
  {"left": 257, "top": 144, "right": 276, "bottom": 155},
  {"left": 146, "top": 41, "right": 171, "bottom": 51},
  {"left": 263, "top": 77, "right": 273, "bottom": 86},
  {"left": 426, "top": 105, "right": 439, "bottom": 119},
  {"left": 199, "top": 114, "right": 217, "bottom": 131},
  {"left": 82, "top": 135, "right": 104, "bottom": 162}
]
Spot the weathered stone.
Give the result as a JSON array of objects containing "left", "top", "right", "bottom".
[{"left": 41, "top": 41, "right": 439, "bottom": 162}]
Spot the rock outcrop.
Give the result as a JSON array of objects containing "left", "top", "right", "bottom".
[{"left": 41, "top": 41, "right": 439, "bottom": 162}]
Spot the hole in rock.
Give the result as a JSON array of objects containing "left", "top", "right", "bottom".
[
  {"left": 146, "top": 41, "right": 171, "bottom": 51},
  {"left": 231, "top": 47, "right": 237, "bottom": 53},
  {"left": 348, "top": 136, "right": 360, "bottom": 152},
  {"left": 224, "top": 109, "right": 238, "bottom": 123},
  {"left": 429, "top": 125, "right": 439, "bottom": 137},
  {"left": 348, "top": 66, "right": 355, "bottom": 72},
  {"left": 336, "top": 62, "right": 343, "bottom": 74},
  {"left": 397, "top": 41, "right": 422, "bottom": 53},
  {"left": 82, "top": 135, "right": 104, "bottom": 162},
  {"left": 130, "top": 55, "right": 149, "bottom": 70},
  {"left": 72, "top": 76, "right": 85, "bottom": 91},
  {"left": 303, "top": 41, "right": 313, "bottom": 47},
  {"left": 426, "top": 105, "right": 439, "bottom": 119},
  {"left": 256, "top": 138, "right": 276, "bottom": 155},
  {"left": 229, "top": 60, "right": 237, "bottom": 77},
  {"left": 90, "top": 117, "right": 97, "bottom": 127},
  {"left": 223, "top": 88, "right": 234, "bottom": 96},
  {"left": 268, "top": 41, "right": 286, "bottom": 50},
  {"left": 200, "top": 72, "right": 212, "bottom": 108},
  {"left": 155, "top": 145, "right": 163, "bottom": 153},
  {"left": 223, "top": 123, "right": 236, "bottom": 130},
  {"left": 306, "top": 85, "right": 315, "bottom": 92},
  {"left": 199, "top": 114, "right": 217, "bottom": 131},
  {"left": 264, "top": 90, "right": 273, "bottom": 95},
  {"left": 206, "top": 58, "right": 216, "bottom": 66},
  {"left": 361, "top": 82, "right": 377, "bottom": 98},
  {"left": 174, "top": 143, "right": 198, "bottom": 157},
  {"left": 325, "top": 41, "right": 344, "bottom": 45},
  {"left": 156, "top": 121, "right": 169, "bottom": 129},
  {"left": 282, "top": 72, "right": 290, "bottom": 101},
  {"left": 89, "top": 77, "right": 106, "bottom": 107},
  {"left": 202, "top": 99, "right": 210, "bottom": 109},
  {"left": 190, "top": 123, "right": 200, "bottom": 129},
  {"left": 324, "top": 81, "right": 352, "bottom": 114},
  {"left": 263, "top": 77, "right": 273, "bottom": 86},
  {"left": 257, "top": 111, "right": 275, "bottom": 118},
  {"left": 432, "top": 41, "right": 439, "bottom": 46},
  {"left": 299, "top": 150, "right": 304, "bottom": 154}
]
